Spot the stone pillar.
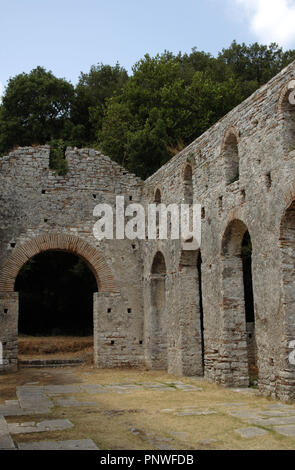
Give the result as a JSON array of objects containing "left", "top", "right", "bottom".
[
  {"left": 93, "top": 292, "right": 144, "bottom": 368},
  {"left": 0, "top": 292, "right": 18, "bottom": 372},
  {"left": 219, "top": 256, "right": 249, "bottom": 388},
  {"left": 167, "top": 268, "right": 203, "bottom": 376},
  {"left": 144, "top": 275, "right": 168, "bottom": 370}
]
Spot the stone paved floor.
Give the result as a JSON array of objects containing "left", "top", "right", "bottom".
[{"left": 1, "top": 367, "right": 295, "bottom": 450}]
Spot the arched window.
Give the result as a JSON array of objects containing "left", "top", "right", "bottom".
[
  {"left": 154, "top": 188, "right": 162, "bottom": 204},
  {"left": 278, "top": 80, "right": 295, "bottom": 152},
  {"left": 222, "top": 131, "right": 239, "bottom": 185},
  {"left": 151, "top": 251, "right": 166, "bottom": 274},
  {"left": 154, "top": 188, "right": 162, "bottom": 235},
  {"left": 183, "top": 164, "right": 193, "bottom": 204}
]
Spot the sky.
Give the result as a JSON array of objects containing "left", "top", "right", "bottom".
[{"left": 1, "top": 0, "right": 295, "bottom": 99}]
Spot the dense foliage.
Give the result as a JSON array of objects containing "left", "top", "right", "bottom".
[{"left": 1, "top": 41, "right": 295, "bottom": 178}]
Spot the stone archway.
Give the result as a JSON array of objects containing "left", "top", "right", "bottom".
[
  {"left": 277, "top": 79, "right": 295, "bottom": 153},
  {"left": 0, "top": 233, "right": 117, "bottom": 293},
  {"left": 220, "top": 219, "right": 256, "bottom": 387},
  {"left": 0, "top": 233, "right": 117, "bottom": 371}
]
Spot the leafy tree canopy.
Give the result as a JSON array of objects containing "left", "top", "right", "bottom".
[
  {"left": 72, "top": 63, "right": 128, "bottom": 145},
  {"left": 1, "top": 42, "right": 295, "bottom": 178},
  {"left": 0, "top": 66, "right": 75, "bottom": 154}
]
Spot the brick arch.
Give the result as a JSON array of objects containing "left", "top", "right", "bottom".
[{"left": 0, "top": 233, "right": 117, "bottom": 293}]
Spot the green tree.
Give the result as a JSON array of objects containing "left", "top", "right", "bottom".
[
  {"left": 0, "top": 67, "right": 75, "bottom": 155},
  {"left": 217, "top": 41, "right": 295, "bottom": 85},
  {"left": 2, "top": 42, "right": 295, "bottom": 179},
  {"left": 99, "top": 53, "right": 189, "bottom": 177},
  {"left": 72, "top": 63, "right": 128, "bottom": 145},
  {"left": 99, "top": 43, "right": 295, "bottom": 178}
]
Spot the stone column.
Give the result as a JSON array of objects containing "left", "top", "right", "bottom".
[
  {"left": 144, "top": 274, "right": 168, "bottom": 370},
  {"left": 219, "top": 256, "right": 249, "bottom": 388},
  {"left": 167, "top": 268, "right": 203, "bottom": 377}
]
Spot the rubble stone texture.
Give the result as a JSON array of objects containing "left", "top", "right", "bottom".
[{"left": 1, "top": 61, "right": 295, "bottom": 402}]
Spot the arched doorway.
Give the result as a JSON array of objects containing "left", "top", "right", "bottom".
[
  {"left": 0, "top": 233, "right": 117, "bottom": 370},
  {"left": 221, "top": 220, "right": 256, "bottom": 387},
  {"left": 15, "top": 251, "right": 97, "bottom": 363}
]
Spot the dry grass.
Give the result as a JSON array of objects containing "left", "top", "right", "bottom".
[
  {"left": 2, "top": 366, "right": 295, "bottom": 450},
  {"left": 18, "top": 336, "right": 93, "bottom": 362}
]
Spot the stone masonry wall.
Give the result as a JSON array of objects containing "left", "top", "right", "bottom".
[
  {"left": 142, "top": 60, "right": 295, "bottom": 401},
  {"left": 0, "top": 147, "right": 144, "bottom": 370},
  {"left": 1, "top": 61, "right": 295, "bottom": 401}
]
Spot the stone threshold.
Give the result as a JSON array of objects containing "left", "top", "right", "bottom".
[{"left": 18, "top": 358, "right": 85, "bottom": 368}]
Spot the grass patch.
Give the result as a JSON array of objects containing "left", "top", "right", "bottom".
[{"left": 18, "top": 335, "right": 93, "bottom": 363}]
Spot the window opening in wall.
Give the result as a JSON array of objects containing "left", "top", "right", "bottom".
[{"left": 223, "top": 133, "right": 239, "bottom": 185}]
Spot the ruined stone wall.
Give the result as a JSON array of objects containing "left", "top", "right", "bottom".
[
  {"left": 0, "top": 146, "right": 144, "bottom": 370},
  {"left": 142, "top": 60, "right": 295, "bottom": 401},
  {"left": 1, "top": 61, "right": 295, "bottom": 401}
]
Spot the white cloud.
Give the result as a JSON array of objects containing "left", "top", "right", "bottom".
[{"left": 233, "top": 0, "right": 295, "bottom": 47}]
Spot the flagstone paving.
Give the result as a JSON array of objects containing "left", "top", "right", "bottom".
[
  {"left": 8, "top": 419, "right": 73, "bottom": 434},
  {"left": 1, "top": 366, "right": 295, "bottom": 449},
  {"left": 0, "top": 415, "right": 15, "bottom": 449},
  {"left": 235, "top": 427, "right": 268, "bottom": 439},
  {"left": 18, "top": 439, "right": 99, "bottom": 450},
  {"left": 54, "top": 397, "right": 97, "bottom": 407},
  {"left": 272, "top": 426, "right": 295, "bottom": 437}
]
